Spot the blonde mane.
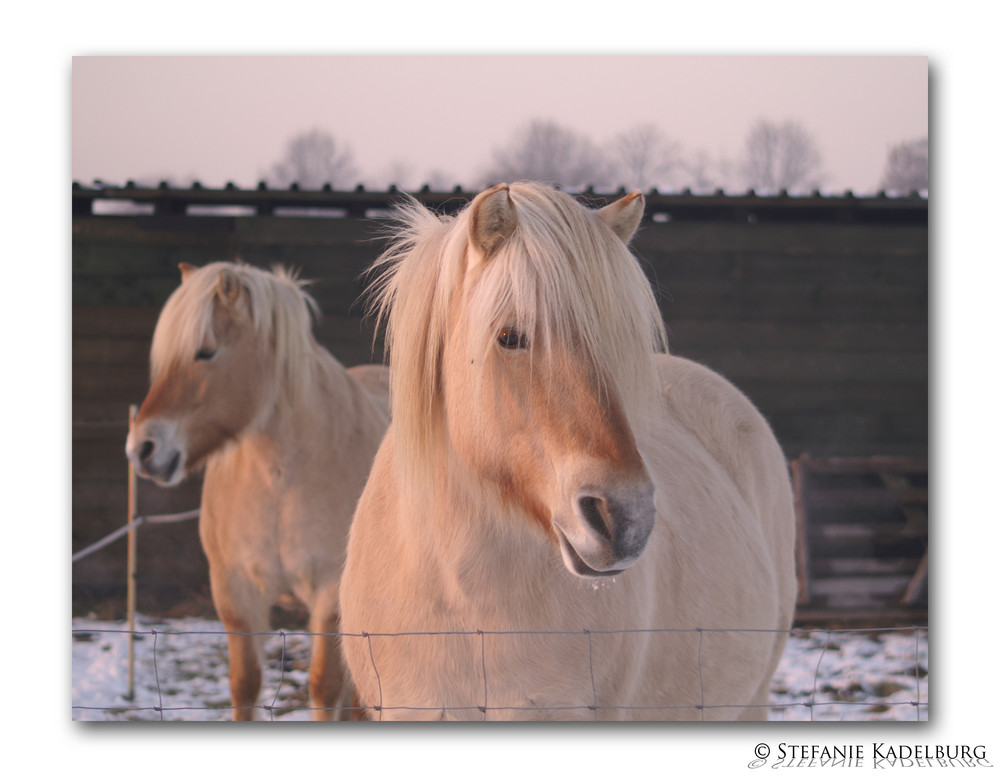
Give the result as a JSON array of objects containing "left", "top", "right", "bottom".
[
  {"left": 150, "top": 262, "right": 322, "bottom": 412},
  {"left": 367, "top": 182, "right": 668, "bottom": 473}
]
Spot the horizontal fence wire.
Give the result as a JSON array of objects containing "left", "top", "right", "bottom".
[
  {"left": 72, "top": 510, "right": 200, "bottom": 563},
  {"left": 71, "top": 623, "right": 929, "bottom": 722}
]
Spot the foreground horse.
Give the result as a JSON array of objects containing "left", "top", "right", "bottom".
[
  {"left": 126, "top": 262, "right": 390, "bottom": 720},
  {"left": 339, "top": 183, "right": 796, "bottom": 720}
]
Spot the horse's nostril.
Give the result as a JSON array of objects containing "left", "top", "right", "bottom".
[
  {"left": 577, "top": 495, "right": 613, "bottom": 542},
  {"left": 139, "top": 439, "right": 155, "bottom": 463}
]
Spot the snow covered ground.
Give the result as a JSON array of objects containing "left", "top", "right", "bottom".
[{"left": 71, "top": 614, "right": 928, "bottom": 722}]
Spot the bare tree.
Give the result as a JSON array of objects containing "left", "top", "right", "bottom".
[
  {"left": 265, "top": 128, "right": 359, "bottom": 189},
  {"left": 678, "top": 149, "right": 718, "bottom": 192},
  {"left": 607, "top": 124, "right": 684, "bottom": 191},
  {"left": 676, "top": 150, "right": 743, "bottom": 193},
  {"left": 482, "top": 120, "right": 612, "bottom": 190},
  {"left": 739, "top": 119, "right": 824, "bottom": 192},
  {"left": 879, "top": 137, "right": 928, "bottom": 192}
]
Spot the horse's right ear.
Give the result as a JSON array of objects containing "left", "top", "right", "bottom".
[
  {"left": 468, "top": 184, "right": 517, "bottom": 261},
  {"left": 178, "top": 263, "right": 197, "bottom": 283},
  {"left": 598, "top": 190, "right": 645, "bottom": 244},
  {"left": 216, "top": 267, "right": 242, "bottom": 307}
]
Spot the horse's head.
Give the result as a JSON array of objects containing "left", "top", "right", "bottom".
[
  {"left": 375, "top": 183, "right": 666, "bottom": 577},
  {"left": 125, "top": 262, "right": 315, "bottom": 486}
]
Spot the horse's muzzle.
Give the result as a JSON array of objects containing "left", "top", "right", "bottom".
[
  {"left": 125, "top": 422, "right": 186, "bottom": 487},
  {"left": 554, "top": 481, "right": 656, "bottom": 578}
]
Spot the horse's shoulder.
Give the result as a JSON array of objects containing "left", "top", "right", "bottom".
[
  {"left": 342, "top": 430, "right": 411, "bottom": 602},
  {"left": 353, "top": 429, "right": 402, "bottom": 518},
  {"left": 344, "top": 364, "right": 392, "bottom": 415}
]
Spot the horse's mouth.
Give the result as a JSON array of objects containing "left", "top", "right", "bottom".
[
  {"left": 144, "top": 450, "right": 183, "bottom": 487},
  {"left": 555, "top": 528, "right": 623, "bottom": 578},
  {"left": 165, "top": 451, "right": 182, "bottom": 482}
]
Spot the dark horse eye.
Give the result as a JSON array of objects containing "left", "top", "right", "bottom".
[
  {"left": 497, "top": 327, "right": 528, "bottom": 350},
  {"left": 195, "top": 348, "right": 217, "bottom": 362}
]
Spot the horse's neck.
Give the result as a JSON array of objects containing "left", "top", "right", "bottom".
[
  {"left": 253, "top": 346, "right": 357, "bottom": 454},
  {"left": 401, "top": 443, "right": 552, "bottom": 601}
]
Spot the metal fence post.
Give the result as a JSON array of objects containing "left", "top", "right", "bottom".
[{"left": 125, "top": 404, "right": 138, "bottom": 701}]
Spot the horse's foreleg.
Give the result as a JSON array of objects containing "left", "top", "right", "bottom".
[
  {"left": 225, "top": 627, "right": 264, "bottom": 720},
  {"left": 308, "top": 604, "right": 345, "bottom": 721},
  {"left": 334, "top": 677, "right": 361, "bottom": 721},
  {"left": 209, "top": 562, "right": 273, "bottom": 720},
  {"left": 219, "top": 614, "right": 267, "bottom": 721}
]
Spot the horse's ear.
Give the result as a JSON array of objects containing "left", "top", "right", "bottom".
[
  {"left": 598, "top": 190, "right": 645, "bottom": 244},
  {"left": 178, "top": 263, "right": 197, "bottom": 283},
  {"left": 468, "top": 184, "right": 517, "bottom": 260},
  {"left": 216, "top": 267, "right": 242, "bottom": 307}
]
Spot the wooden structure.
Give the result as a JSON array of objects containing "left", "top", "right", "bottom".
[
  {"left": 792, "top": 455, "right": 927, "bottom": 625},
  {"left": 72, "top": 184, "right": 928, "bottom": 623}
]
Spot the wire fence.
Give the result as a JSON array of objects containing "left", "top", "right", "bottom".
[
  {"left": 71, "top": 498, "right": 929, "bottom": 722},
  {"left": 71, "top": 499, "right": 930, "bottom": 722},
  {"left": 71, "top": 620, "right": 928, "bottom": 722},
  {"left": 71, "top": 407, "right": 928, "bottom": 722}
]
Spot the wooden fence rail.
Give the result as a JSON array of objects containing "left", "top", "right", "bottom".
[{"left": 792, "top": 454, "right": 928, "bottom": 625}]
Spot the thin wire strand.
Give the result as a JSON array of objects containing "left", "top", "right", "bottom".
[
  {"left": 72, "top": 510, "right": 199, "bottom": 563},
  {"left": 364, "top": 633, "right": 383, "bottom": 721},
  {"left": 809, "top": 629, "right": 834, "bottom": 722},
  {"left": 697, "top": 627, "right": 705, "bottom": 721},
  {"left": 478, "top": 630, "right": 488, "bottom": 720},
  {"left": 151, "top": 628, "right": 164, "bottom": 721},
  {"left": 585, "top": 629, "right": 598, "bottom": 721},
  {"left": 267, "top": 630, "right": 288, "bottom": 722}
]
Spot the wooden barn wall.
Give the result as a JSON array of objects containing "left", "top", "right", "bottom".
[{"left": 71, "top": 205, "right": 928, "bottom": 616}]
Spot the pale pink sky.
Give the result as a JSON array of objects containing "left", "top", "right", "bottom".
[{"left": 72, "top": 55, "right": 927, "bottom": 194}]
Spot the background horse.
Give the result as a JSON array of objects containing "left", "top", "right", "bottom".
[
  {"left": 339, "top": 182, "right": 796, "bottom": 720},
  {"left": 126, "top": 262, "right": 390, "bottom": 720}
]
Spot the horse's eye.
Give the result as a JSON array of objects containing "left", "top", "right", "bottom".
[
  {"left": 497, "top": 327, "right": 528, "bottom": 350},
  {"left": 195, "top": 348, "right": 217, "bottom": 362}
]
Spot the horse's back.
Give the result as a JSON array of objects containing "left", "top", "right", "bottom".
[{"left": 346, "top": 363, "right": 391, "bottom": 408}]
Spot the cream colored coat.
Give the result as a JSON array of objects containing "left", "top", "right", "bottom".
[{"left": 339, "top": 184, "right": 796, "bottom": 720}]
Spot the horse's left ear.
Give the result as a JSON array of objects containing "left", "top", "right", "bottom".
[
  {"left": 598, "top": 190, "right": 645, "bottom": 244},
  {"left": 178, "top": 263, "right": 198, "bottom": 283},
  {"left": 469, "top": 183, "right": 517, "bottom": 261},
  {"left": 216, "top": 268, "right": 243, "bottom": 307}
]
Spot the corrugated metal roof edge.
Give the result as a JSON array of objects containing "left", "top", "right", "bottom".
[{"left": 72, "top": 181, "right": 928, "bottom": 222}]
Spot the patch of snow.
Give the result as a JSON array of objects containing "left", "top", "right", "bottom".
[
  {"left": 72, "top": 614, "right": 313, "bottom": 721},
  {"left": 71, "top": 615, "right": 927, "bottom": 722}
]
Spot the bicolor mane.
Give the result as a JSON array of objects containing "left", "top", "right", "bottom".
[
  {"left": 150, "top": 262, "right": 321, "bottom": 410},
  {"left": 367, "top": 182, "right": 668, "bottom": 473}
]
